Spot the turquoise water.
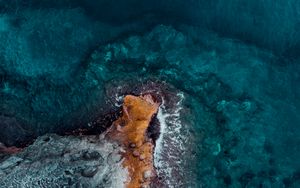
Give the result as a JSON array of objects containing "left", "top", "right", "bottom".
[{"left": 0, "top": 1, "right": 300, "bottom": 187}]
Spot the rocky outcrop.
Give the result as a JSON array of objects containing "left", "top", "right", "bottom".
[
  {"left": 0, "top": 94, "right": 160, "bottom": 188},
  {"left": 107, "top": 94, "right": 160, "bottom": 188},
  {"left": 0, "top": 134, "right": 128, "bottom": 187}
]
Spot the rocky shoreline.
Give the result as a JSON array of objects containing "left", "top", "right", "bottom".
[{"left": 0, "top": 94, "right": 163, "bottom": 188}]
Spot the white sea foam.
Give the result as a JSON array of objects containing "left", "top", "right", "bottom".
[
  {"left": 154, "top": 92, "right": 186, "bottom": 187},
  {"left": 109, "top": 161, "right": 128, "bottom": 188},
  {"left": 91, "top": 141, "right": 129, "bottom": 188},
  {"left": 114, "top": 94, "right": 124, "bottom": 107}
]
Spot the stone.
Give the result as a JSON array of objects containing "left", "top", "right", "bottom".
[
  {"left": 143, "top": 170, "right": 152, "bottom": 179},
  {"left": 129, "top": 143, "right": 136, "bottom": 148},
  {"left": 132, "top": 150, "right": 140, "bottom": 157},
  {"left": 70, "top": 153, "right": 81, "bottom": 162},
  {"left": 139, "top": 154, "right": 146, "bottom": 161},
  {"left": 82, "top": 150, "right": 101, "bottom": 160},
  {"left": 81, "top": 166, "right": 98, "bottom": 178},
  {"left": 116, "top": 124, "right": 123, "bottom": 132},
  {"left": 107, "top": 153, "right": 122, "bottom": 165}
]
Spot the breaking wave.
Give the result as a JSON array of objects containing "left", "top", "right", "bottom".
[{"left": 154, "top": 92, "right": 187, "bottom": 187}]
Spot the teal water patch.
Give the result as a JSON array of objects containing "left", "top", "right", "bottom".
[{"left": 79, "top": 25, "right": 300, "bottom": 186}]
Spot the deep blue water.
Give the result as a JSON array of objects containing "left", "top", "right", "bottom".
[{"left": 0, "top": 1, "right": 300, "bottom": 187}]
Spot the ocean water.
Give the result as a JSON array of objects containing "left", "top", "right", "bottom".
[{"left": 0, "top": 1, "right": 300, "bottom": 187}]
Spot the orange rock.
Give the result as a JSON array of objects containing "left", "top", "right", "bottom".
[{"left": 107, "top": 94, "right": 160, "bottom": 188}]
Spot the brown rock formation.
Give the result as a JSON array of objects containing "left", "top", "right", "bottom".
[{"left": 107, "top": 94, "right": 160, "bottom": 188}]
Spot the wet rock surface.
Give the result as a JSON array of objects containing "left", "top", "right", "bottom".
[
  {"left": 0, "top": 134, "right": 127, "bottom": 188},
  {"left": 0, "top": 94, "right": 164, "bottom": 188},
  {"left": 107, "top": 95, "right": 159, "bottom": 188}
]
